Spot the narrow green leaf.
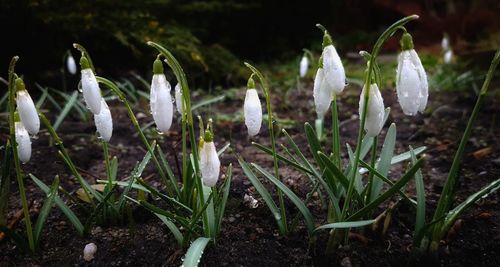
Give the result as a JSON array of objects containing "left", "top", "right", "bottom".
[
  {"left": 118, "top": 147, "right": 152, "bottom": 210},
  {"left": 252, "top": 142, "right": 313, "bottom": 175},
  {"left": 183, "top": 237, "right": 211, "bottom": 267},
  {"left": 314, "top": 219, "right": 375, "bottom": 233},
  {"left": 34, "top": 176, "right": 60, "bottom": 244},
  {"left": 192, "top": 95, "right": 225, "bottom": 110},
  {"left": 304, "top": 122, "right": 325, "bottom": 170},
  {"left": 155, "top": 213, "right": 184, "bottom": 246},
  {"left": 411, "top": 146, "right": 426, "bottom": 236},
  {"left": 216, "top": 164, "right": 232, "bottom": 234},
  {"left": 53, "top": 91, "right": 78, "bottom": 130},
  {"left": 370, "top": 123, "right": 396, "bottom": 202},
  {"left": 252, "top": 163, "right": 315, "bottom": 235}
]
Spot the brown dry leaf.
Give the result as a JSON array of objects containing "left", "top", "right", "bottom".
[
  {"left": 472, "top": 147, "right": 492, "bottom": 159},
  {"left": 76, "top": 184, "right": 107, "bottom": 203}
]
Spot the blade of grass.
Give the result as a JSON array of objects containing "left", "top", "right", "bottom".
[
  {"left": 183, "top": 237, "right": 211, "bottom": 267},
  {"left": 34, "top": 176, "right": 60, "bottom": 244}
]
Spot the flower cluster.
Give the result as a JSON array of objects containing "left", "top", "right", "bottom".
[{"left": 14, "top": 78, "right": 40, "bottom": 163}]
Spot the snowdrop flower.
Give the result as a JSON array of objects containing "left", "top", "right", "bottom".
[
  {"left": 299, "top": 55, "right": 309, "bottom": 78},
  {"left": 444, "top": 49, "right": 453, "bottom": 64},
  {"left": 150, "top": 58, "right": 173, "bottom": 133},
  {"left": 67, "top": 54, "right": 77, "bottom": 75},
  {"left": 15, "top": 120, "right": 32, "bottom": 163},
  {"left": 243, "top": 77, "right": 262, "bottom": 136},
  {"left": 175, "top": 83, "right": 183, "bottom": 114},
  {"left": 199, "top": 129, "right": 220, "bottom": 187},
  {"left": 15, "top": 78, "right": 39, "bottom": 135},
  {"left": 94, "top": 99, "right": 113, "bottom": 142},
  {"left": 320, "top": 29, "right": 346, "bottom": 94},
  {"left": 313, "top": 62, "right": 331, "bottom": 119},
  {"left": 80, "top": 56, "right": 102, "bottom": 114},
  {"left": 441, "top": 34, "right": 449, "bottom": 51},
  {"left": 359, "top": 83, "right": 385, "bottom": 137},
  {"left": 396, "top": 32, "right": 428, "bottom": 116}
]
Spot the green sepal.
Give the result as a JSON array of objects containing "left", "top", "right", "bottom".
[
  {"left": 79, "top": 56, "right": 90, "bottom": 70},
  {"left": 203, "top": 129, "right": 213, "bottom": 143},
  {"left": 322, "top": 32, "right": 333, "bottom": 48},
  {"left": 247, "top": 76, "right": 255, "bottom": 89},
  {"left": 15, "top": 78, "right": 26, "bottom": 92}
]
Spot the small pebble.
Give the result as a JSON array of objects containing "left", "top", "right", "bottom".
[
  {"left": 340, "top": 257, "right": 352, "bottom": 267},
  {"left": 83, "top": 243, "right": 97, "bottom": 261}
]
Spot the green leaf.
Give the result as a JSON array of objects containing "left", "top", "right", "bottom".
[
  {"left": 314, "top": 219, "right": 375, "bottom": 233},
  {"left": 53, "top": 91, "right": 78, "bottom": 130},
  {"left": 216, "top": 164, "right": 232, "bottom": 235},
  {"left": 411, "top": 146, "right": 426, "bottom": 236},
  {"left": 192, "top": 95, "right": 225, "bottom": 111},
  {"left": 30, "top": 174, "right": 84, "bottom": 236},
  {"left": 304, "top": 122, "right": 325, "bottom": 170},
  {"left": 348, "top": 158, "right": 424, "bottom": 221},
  {"left": 370, "top": 123, "right": 396, "bottom": 202},
  {"left": 34, "top": 176, "right": 60, "bottom": 244},
  {"left": 252, "top": 142, "right": 313, "bottom": 175},
  {"left": 118, "top": 147, "right": 152, "bottom": 210},
  {"left": 238, "top": 158, "right": 285, "bottom": 233},
  {"left": 0, "top": 141, "right": 12, "bottom": 226},
  {"left": 183, "top": 237, "right": 211, "bottom": 267},
  {"left": 443, "top": 178, "right": 500, "bottom": 234},
  {"left": 252, "top": 163, "right": 315, "bottom": 235},
  {"left": 155, "top": 213, "right": 184, "bottom": 246}
]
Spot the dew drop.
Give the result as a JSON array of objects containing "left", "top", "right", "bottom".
[
  {"left": 156, "top": 129, "right": 164, "bottom": 135},
  {"left": 31, "top": 134, "right": 39, "bottom": 140}
]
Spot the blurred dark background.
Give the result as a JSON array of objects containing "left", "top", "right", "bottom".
[{"left": 1, "top": 0, "right": 499, "bottom": 88}]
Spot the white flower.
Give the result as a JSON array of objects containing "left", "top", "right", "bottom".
[
  {"left": 244, "top": 88, "right": 262, "bottom": 136},
  {"left": 16, "top": 82, "right": 40, "bottom": 136},
  {"left": 83, "top": 243, "right": 97, "bottom": 262},
  {"left": 359, "top": 83, "right": 385, "bottom": 137},
  {"left": 175, "top": 83, "right": 183, "bottom": 115},
  {"left": 67, "top": 55, "right": 77, "bottom": 75},
  {"left": 150, "top": 74, "right": 173, "bottom": 133},
  {"left": 396, "top": 50, "right": 428, "bottom": 116},
  {"left": 15, "top": 121, "right": 31, "bottom": 163},
  {"left": 313, "top": 68, "right": 331, "bottom": 118},
  {"left": 81, "top": 68, "right": 102, "bottom": 115},
  {"left": 199, "top": 141, "right": 220, "bottom": 187},
  {"left": 322, "top": 45, "right": 346, "bottom": 94},
  {"left": 94, "top": 99, "right": 113, "bottom": 142},
  {"left": 444, "top": 49, "right": 453, "bottom": 64},
  {"left": 299, "top": 55, "right": 309, "bottom": 78},
  {"left": 441, "top": 35, "right": 449, "bottom": 51}
]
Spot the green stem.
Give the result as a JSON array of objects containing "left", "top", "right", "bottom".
[
  {"left": 340, "top": 15, "right": 418, "bottom": 224},
  {"left": 429, "top": 49, "right": 500, "bottom": 250},
  {"left": 7, "top": 57, "right": 35, "bottom": 252},
  {"left": 365, "top": 137, "right": 378, "bottom": 206},
  {"left": 331, "top": 95, "right": 341, "bottom": 168},
  {"left": 102, "top": 141, "right": 113, "bottom": 194}
]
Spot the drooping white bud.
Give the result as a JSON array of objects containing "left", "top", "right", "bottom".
[
  {"left": 444, "top": 49, "right": 453, "bottom": 64},
  {"left": 81, "top": 69, "right": 102, "bottom": 114},
  {"left": 67, "top": 54, "right": 77, "bottom": 75},
  {"left": 313, "top": 68, "right": 331, "bottom": 118},
  {"left": 322, "top": 45, "right": 346, "bottom": 94},
  {"left": 396, "top": 50, "right": 429, "bottom": 115},
  {"left": 150, "top": 74, "right": 173, "bottom": 133},
  {"left": 359, "top": 83, "right": 385, "bottom": 137},
  {"left": 299, "top": 56, "right": 309, "bottom": 78},
  {"left": 83, "top": 243, "right": 97, "bottom": 262},
  {"left": 244, "top": 88, "right": 262, "bottom": 136},
  {"left": 94, "top": 99, "right": 113, "bottom": 142},
  {"left": 199, "top": 141, "right": 220, "bottom": 187},
  {"left": 441, "top": 35, "right": 449, "bottom": 51},
  {"left": 15, "top": 82, "right": 40, "bottom": 136},
  {"left": 15, "top": 121, "right": 31, "bottom": 163},
  {"left": 175, "top": 83, "right": 183, "bottom": 114}
]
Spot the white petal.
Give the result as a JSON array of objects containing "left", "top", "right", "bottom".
[
  {"left": 313, "top": 68, "right": 331, "bottom": 118},
  {"left": 15, "top": 122, "right": 31, "bottom": 163},
  {"left": 244, "top": 89, "right": 262, "bottom": 136},
  {"left": 322, "top": 45, "right": 346, "bottom": 94},
  {"left": 81, "top": 69, "right": 102, "bottom": 114},
  {"left": 396, "top": 51, "right": 422, "bottom": 116},
  {"left": 94, "top": 99, "right": 113, "bottom": 142},
  {"left": 67, "top": 55, "right": 77, "bottom": 75},
  {"left": 200, "top": 142, "right": 220, "bottom": 187},
  {"left": 16, "top": 90, "right": 40, "bottom": 135},
  {"left": 441, "top": 36, "right": 449, "bottom": 51},
  {"left": 359, "top": 84, "right": 385, "bottom": 137},
  {"left": 299, "top": 56, "right": 309, "bottom": 78},
  {"left": 150, "top": 74, "right": 173, "bottom": 133},
  {"left": 175, "top": 83, "right": 183, "bottom": 114},
  {"left": 409, "top": 50, "right": 429, "bottom": 112},
  {"left": 444, "top": 49, "right": 453, "bottom": 64}
]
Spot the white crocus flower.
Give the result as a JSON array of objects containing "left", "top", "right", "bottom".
[
  {"left": 94, "top": 99, "right": 113, "bottom": 142},
  {"left": 199, "top": 133, "right": 220, "bottom": 187},
  {"left": 313, "top": 67, "right": 331, "bottom": 119},
  {"left": 299, "top": 55, "right": 309, "bottom": 78},
  {"left": 322, "top": 44, "right": 346, "bottom": 94},
  {"left": 444, "top": 49, "right": 453, "bottom": 64},
  {"left": 15, "top": 78, "right": 39, "bottom": 135},
  {"left": 396, "top": 33, "right": 428, "bottom": 116},
  {"left": 150, "top": 59, "right": 173, "bottom": 133},
  {"left": 244, "top": 78, "right": 262, "bottom": 136},
  {"left": 80, "top": 57, "right": 102, "bottom": 115},
  {"left": 359, "top": 83, "right": 385, "bottom": 137},
  {"left": 175, "top": 83, "right": 183, "bottom": 114},
  {"left": 67, "top": 54, "right": 77, "bottom": 75},
  {"left": 15, "top": 121, "right": 31, "bottom": 163}
]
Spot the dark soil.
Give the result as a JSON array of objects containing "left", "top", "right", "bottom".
[{"left": 1, "top": 82, "right": 499, "bottom": 266}]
